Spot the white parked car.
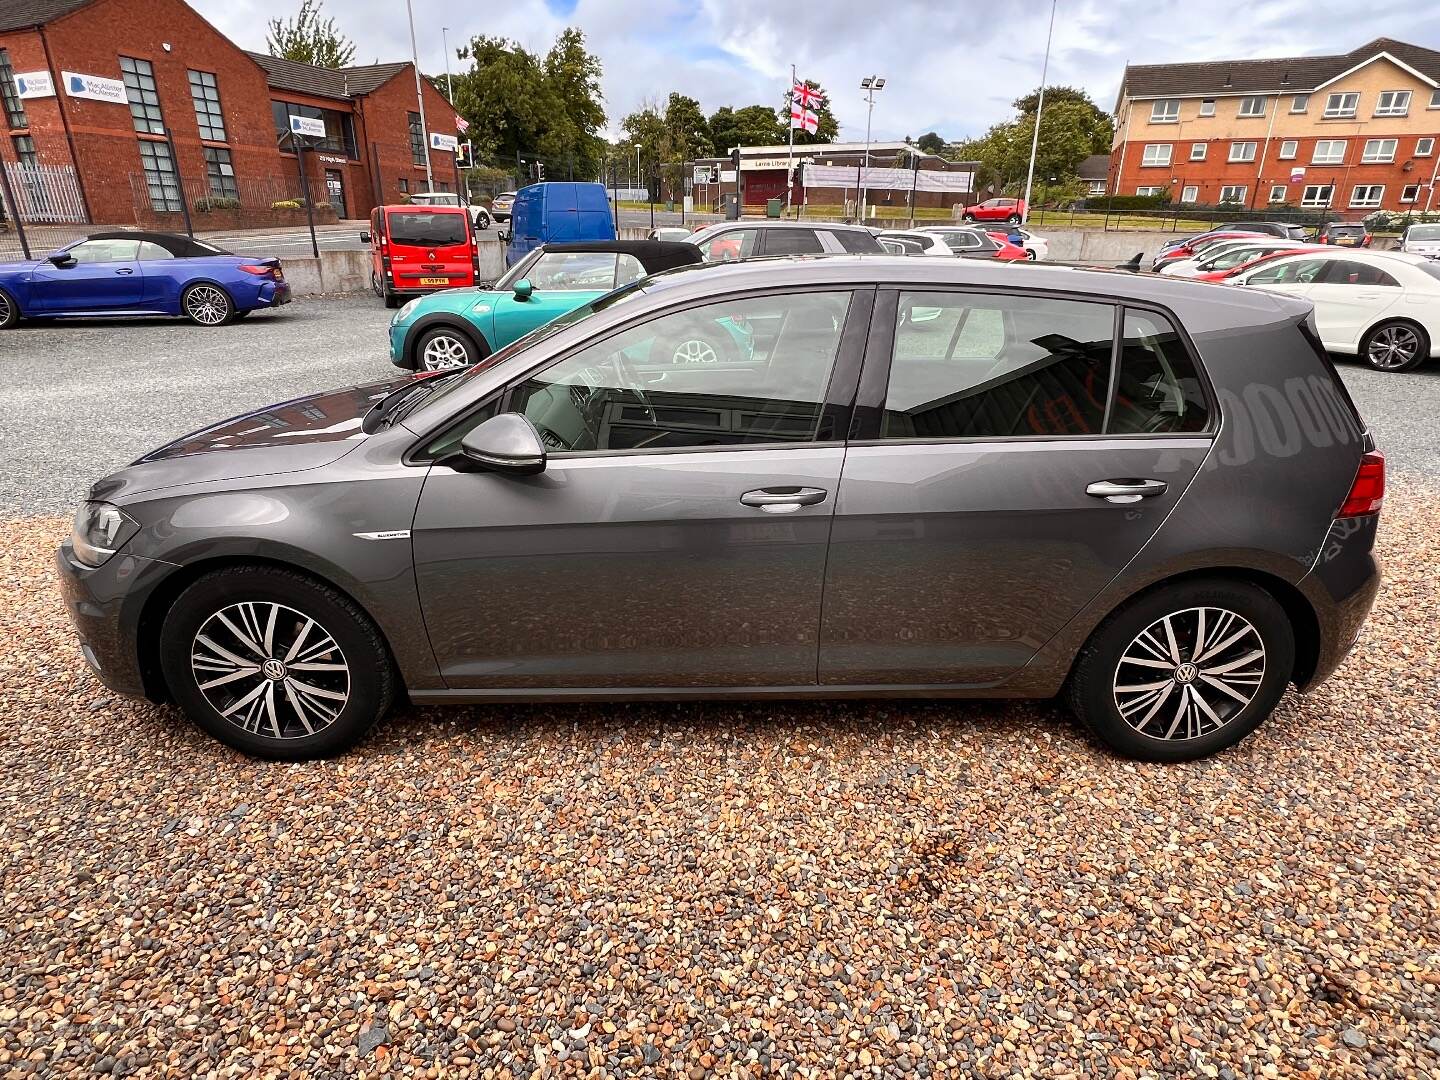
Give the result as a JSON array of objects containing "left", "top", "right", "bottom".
[
  {"left": 876, "top": 230, "right": 954, "bottom": 256},
  {"left": 1160, "top": 239, "right": 1314, "bottom": 278},
  {"left": 1007, "top": 226, "right": 1049, "bottom": 261},
  {"left": 404, "top": 191, "right": 490, "bottom": 231},
  {"left": 1400, "top": 223, "right": 1440, "bottom": 259},
  {"left": 1229, "top": 249, "right": 1440, "bottom": 372}
]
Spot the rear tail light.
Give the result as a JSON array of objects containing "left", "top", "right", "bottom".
[
  {"left": 238, "top": 264, "right": 277, "bottom": 278},
  {"left": 1337, "top": 450, "right": 1385, "bottom": 518}
]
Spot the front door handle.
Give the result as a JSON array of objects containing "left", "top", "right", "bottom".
[
  {"left": 114, "top": 267, "right": 134, "bottom": 275},
  {"left": 739, "top": 487, "right": 827, "bottom": 514},
  {"left": 1086, "top": 478, "right": 1168, "bottom": 504}
]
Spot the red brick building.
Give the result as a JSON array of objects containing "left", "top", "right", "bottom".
[{"left": 0, "top": 0, "right": 463, "bottom": 227}]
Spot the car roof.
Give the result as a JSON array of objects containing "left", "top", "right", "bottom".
[
  {"left": 696, "top": 219, "right": 875, "bottom": 233},
  {"left": 383, "top": 203, "right": 466, "bottom": 214},
  {"left": 83, "top": 230, "right": 230, "bottom": 258},
  {"left": 536, "top": 240, "right": 703, "bottom": 273}
]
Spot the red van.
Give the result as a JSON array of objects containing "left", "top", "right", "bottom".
[{"left": 362, "top": 204, "right": 478, "bottom": 308}]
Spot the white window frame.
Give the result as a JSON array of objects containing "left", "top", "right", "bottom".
[
  {"left": 1268, "top": 185, "right": 1288, "bottom": 204},
  {"left": 1361, "top": 138, "right": 1397, "bottom": 164},
  {"left": 1141, "top": 143, "right": 1173, "bottom": 167},
  {"left": 1417, "top": 137, "right": 1435, "bottom": 157},
  {"left": 1300, "top": 184, "right": 1334, "bottom": 208},
  {"left": 1373, "top": 90, "right": 1411, "bottom": 117},
  {"left": 1150, "top": 99, "right": 1180, "bottom": 123},
  {"left": 1228, "top": 141, "right": 1257, "bottom": 163},
  {"left": 1238, "top": 95, "right": 1266, "bottom": 117},
  {"left": 1198, "top": 99, "right": 1216, "bottom": 117},
  {"left": 1087, "top": 179, "right": 1107, "bottom": 195},
  {"left": 1432, "top": 89, "right": 1440, "bottom": 109},
  {"left": 1400, "top": 184, "right": 1420, "bottom": 204},
  {"left": 1219, "top": 185, "right": 1247, "bottom": 204},
  {"left": 1323, "top": 92, "right": 1359, "bottom": 118},
  {"left": 1189, "top": 142, "right": 1207, "bottom": 161},
  {"left": 1348, "top": 185, "right": 1384, "bottom": 209},
  {"left": 1312, "top": 140, "right": 1346, "bottom": 165},
  {"left": 1135, "top": 185, "right": 1165, "bottom": 196},
  {"left": 1290, "top": 93, "right": 1310, "bottom": 114},
  {"left": 1277, "top": 139, "right": 1298, "bottom": 160},
  {"left": 1180, "top": 185, "right": 1199, "bottom": 203}
]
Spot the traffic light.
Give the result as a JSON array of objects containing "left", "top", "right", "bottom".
[
  {"left": 730, "top": 148, "right": 740, "bottom": 172},
  {"left": 536, "top": 161, "right": 546, "bottom": 180},
  {"left": 456, "top": 140, "right": 473, "bottom": 169}
]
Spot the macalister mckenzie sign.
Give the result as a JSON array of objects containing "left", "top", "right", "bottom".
[{"left": 63, "top": 71, "right": 128, "bottom": 103}]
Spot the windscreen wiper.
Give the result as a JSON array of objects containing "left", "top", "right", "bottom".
[{"left": 361, "top": 370, "right": 463, "bottom": 434}]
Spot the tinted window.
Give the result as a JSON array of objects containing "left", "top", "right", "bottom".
[
  {"left": 1321, "top": 261, "right": 1398, "bottom": 286},
  {"left": 137, "top": 241, "right": 172, "bottom": 261},
  {"left": 1110, "top": 311, "right": 1210, "bottom": 434},
  {"left": 386, "top": 212, "right": 468, "bottom": 247},
  {"left": 697, "top": 228, "right": 758, "bottom": 262},
  {"left": 881, "top": 237, "right": 925, "bottom": 255},
  {"left": 940, "top": 232, "right": 983, "bottom": 251},
  {"left": 526, "top": 252, "right": 623, "bottom": 290},
  {"left": 510, "top": 291, "right": 852, "bottom": 452},
  {"left": 828, "top": 229, "right": 882, "bottom": 254},
  {"left": 1245, "top": 257, "right": 1329, "bottom": 284},
  {"left": 67, "top": 239, "right": 141, "bottom": 264},
  {"left": 762, "top": 229, "right": 824, "bottom": 256},
  {"left": 882, "top": 292, "right": 1115, "bottom": 439}
]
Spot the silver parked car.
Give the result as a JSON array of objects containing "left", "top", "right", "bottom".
[{"left": 58, "top": 258, "right": 1382, "bottom": 762}]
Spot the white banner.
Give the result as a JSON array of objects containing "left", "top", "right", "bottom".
[
  {"left": 429, "top": 132, "right": 458, "bottom": 153},
  {"left": 15, "top": 71, "right": 54, "bottom": 99},
  {"left": 802, "top": 163, "right": 973, "bottom": 194},
  {"left": 63, "top": 71, "right": 127, "bottom": 104},
  {"left": 289, "top": 114, "right": 326, "bottom": 139}
]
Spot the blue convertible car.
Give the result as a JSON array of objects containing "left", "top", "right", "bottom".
[{"left": 0, "top": 231, "right": 290, "bottom": 328}]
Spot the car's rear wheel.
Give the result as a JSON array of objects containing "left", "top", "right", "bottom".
[
  {"left": 1024, "top": 249, "right": 1037, "bottom": 261},
  {"left": 182, "top": 283, "right": 234, "bottom": 326},
  {"left": 1007, "top": 213, "right": 1022, "bottom": 224},
  {"left": 962, "top": 212, "right": 976, "bottom": 222},
  {"left": 1066, "top": 579, "right": 1295, "bottom": 762},
  {"left": 0, "top": 287, "right": 18, "bottom": 329},
  {"left": 1361, "top": 320, "right": 1428, "bottom": 373},
  {"left": 474, "top": 208, "right": 490, "bottom": 231},
  {"left": 158, "top": 566, "right": 396, "bottom": 760},
  {"left": 417, "top": 325, "right": 481, "bottom": 370}
]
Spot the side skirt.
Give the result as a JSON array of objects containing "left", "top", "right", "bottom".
[{"left": 409, "top": 683, "right": 1039, "bottom": 705}]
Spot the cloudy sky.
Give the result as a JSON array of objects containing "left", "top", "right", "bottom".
[{"left": 193, "top": 0, "right": 1440, "bottom": 143}]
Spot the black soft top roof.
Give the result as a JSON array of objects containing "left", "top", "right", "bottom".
[
  {"left": 85, "top": 231, "right": 233, "bottom": 258},
  {"left": 539, "top": 240, "right": 702, "bottom": 274}
]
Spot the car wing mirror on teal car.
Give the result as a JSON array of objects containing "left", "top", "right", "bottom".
[
  {"left": 453, "top": 413, "right": 547, "bottom": 476},
  {"left": 512, "top": 279, "right": 534, "bottom": 300}
]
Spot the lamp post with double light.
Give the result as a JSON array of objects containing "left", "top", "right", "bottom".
[{"left": 859, "top": 75, "right": 886, "bottom": 222}]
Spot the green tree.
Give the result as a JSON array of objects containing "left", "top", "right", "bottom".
[
  {"left": 915, "top": 131, "right": 947, "bottom": 155},
  {"left": 1011, "top": 85, "right": 1113, "bottom": 154},
  {"left": 265, "top": 0, "right": 355, "bottom": 69},
  {"left": 620, "top": 104, "right": 665, "bottom": 197},
  {"left": 535, "top": 28, "right": 606, "bottom": 178},
  {"left": 780, "top": 80, "right": 839, "bottom": 145},
  {"left": 708, "top": 104, "right": 782, "bottom": 152},
  {"left": 662, "top": 92, "right": 712, "bottom": 161}
]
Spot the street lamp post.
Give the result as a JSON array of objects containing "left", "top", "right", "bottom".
[
  {"left": 1020, "top": 0, "right": 1058, "bottom": 226},
  {"left": 859, "top": 75, "right": 886, "bottom": 222}
]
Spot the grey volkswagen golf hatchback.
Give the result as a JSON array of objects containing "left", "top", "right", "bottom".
[{"left": 58, "top": 257, "right": 1382, "bottom": 762}]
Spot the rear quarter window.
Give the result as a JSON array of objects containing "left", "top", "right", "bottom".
[{"left": 828, "top": 229, "right": 883, "bottom": 254}]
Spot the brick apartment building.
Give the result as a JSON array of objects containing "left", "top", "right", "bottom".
[
  {"left": 0, "top": 0, "right": 462, "bottom": 227},
  {"left": 1109, "top": 37, "right": 1440, "bottom": 216}
]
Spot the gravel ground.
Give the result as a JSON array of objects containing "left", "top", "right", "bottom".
[{"left": 2, "top": 478, "right": 1437, "bottom": 1077}]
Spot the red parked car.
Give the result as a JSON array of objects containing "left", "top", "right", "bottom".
[
  {"left": 361, "top": 204, "right": 479, "bottom": 308},
  {"left": 962, "top": 198, "right": 1026, "bottom": 224},
  {"left": 984, "top": 231, "right": 1030, "bottom": 261},
  {"left": 1151, "top": 231, "right": 1265, "bottom": 268},
  {"left": 1192, "top": 247, "right": 1328, "bottom": 282}
]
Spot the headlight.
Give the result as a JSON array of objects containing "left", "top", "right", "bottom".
[
  {"left": 395, "top": 299, "right": 421, "bottom": 323},
  {"left": 70, "top": 502, "right": 139, "bottom": 568}
]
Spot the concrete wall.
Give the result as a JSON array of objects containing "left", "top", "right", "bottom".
[{"left": 282, "top": 232, "right": 505, "bottom": 296}]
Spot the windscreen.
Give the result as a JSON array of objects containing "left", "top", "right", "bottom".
[
  {"left": 1407, "top": 224, "right": 1440, "bottom": 242},
  {"left": 387, "top": 212, "right": 468, "bottom": 247}
]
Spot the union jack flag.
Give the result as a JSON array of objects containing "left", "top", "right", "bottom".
[{"left": 793, "top": 82, "right": 823, "bottom": 109}]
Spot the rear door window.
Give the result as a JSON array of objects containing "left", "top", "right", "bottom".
[
  {"left": 696, "top": 228, "right": 758, "bottom": 262},
  {"left": 1320, "top": 260, "right": 1399, "bottom": 286},
  {"left": 386, "top": 212, "right": 468, "bottom": 247},
  {"left": 761, "top": 229, "right": 825, "bottom": 256},
  {"left": 1243, "top": 256, "right": 1329, "bottom": 284}
]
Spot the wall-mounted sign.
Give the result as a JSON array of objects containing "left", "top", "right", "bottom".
[
  {"left": 63, "top": 71, "right": 127, "bottom": 104},
  {"left": 289, "top": 114, "right": 326, "bottom": 139},
  {"left": 429, "top": 132, "right": 458, "bottom": 153},
  {"left": 318, "top": 153, "right": 348, "bottom": 166},
  {"left": 15, "top": 71, "right": 55, "bottom": 99},
  {"left": 739, "top": 155, "right": 814, "bottom": 172},
  {"left": 1289, "top": 167, "right": 1306, "bottom": 183}
]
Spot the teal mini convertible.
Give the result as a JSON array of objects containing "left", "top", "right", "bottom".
[{"left": 388, "top": 240, "right": 704, "bottom": 371}]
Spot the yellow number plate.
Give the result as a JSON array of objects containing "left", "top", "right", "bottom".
[{"left": 419, "top": 276, "right": 449, "bottom": 286}]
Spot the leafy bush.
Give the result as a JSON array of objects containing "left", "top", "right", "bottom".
[
  {"left": 270, "top": 199, "right": 303, "bottom": 210},
  {"left": 1078, "top": 193, "right": 1172, "bottom": 211},
  {"left": 193, "top": 196, "right": 241, "bottom": 213},
  {"left": 1363, "top": 209, "right": 1440, "bottom": 232}
]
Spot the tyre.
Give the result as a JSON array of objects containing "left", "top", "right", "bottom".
[
  {"left": 158, "top": 566, "right": 396, "bottom": 760},
  {"left": 416, "top": 324, "right": 481, "bottom": 370},
  {"left": 474, "top": 208, "right": 490, "bottom": 231},
  {"left": 182, "top": 283, "right": 234, "bottom": 326},
  {"left": 0, "top": 287, "right": 18, "bottom": 329},
  {"left": 1066, "top": 578, "right": 1295, "bottom": 762},
  {"left": 1360, "top": 320, "right": 1428, "bottom": 373},
  {"left": 371, "top": 271, "right": 385, "bottom": 299},
  {"left": 649, "top": 322, "right": 740, "bottom": 366},
  {"left": 383, "top": 289, "right": 401, "bottom": 309},
  {"left": 1007, "top": 213, "right": 1021, "bottom": 224},
  {"left": 1024, "top": 249, "right": 1037, "bottom": 261},
  {"left": 962, "top": 212, "right": 976, "bottom": 222}
]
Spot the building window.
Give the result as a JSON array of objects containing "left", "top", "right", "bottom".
[
  {"left": 1269, "top": 185, "right": 1288, "bottom": 204},
  {"left": 120, "top": 56, "right": 165, "bottom": 135},
  {"left": 1312, "top": 140, "right": 1346, "bottom": 165},
  {"left": 1219, "top": 185, "right": 1246, "bottom": 204},
  {"left": 203, "top": 146, "right": 238, "bottom": 199},
  {"left": 1374, "top": 90, "right": 1411, "bottom": 117},
  {"left": 1417, "top": 137, "right": 1435, "bottom": 157},
  {"left": 12, "top": 133, "right": 37, "bottom": 166},
  {"left": 1189, "top": 143, "right": 1206, "bottom": 161},
  {"left": 188, "top": 70, "right": 226, "bottom": 142},
  {"left": 1300, "top": 184, "right": 1333, "bottom": 208},
  {"left": 1149, "top": 99, "right": 1179, "bottom": 123},
  {"left": 1278, "top": 139, "right": 1298, "bottom": 160},
  {"left": 398, "top": 177, "right": 408, "bottom": 193},
  {"left": 1323, "top": 92, "right": 1359, "bottom": 118},
  {"left": 1135, "top": 185, "right": 1165, "bottom": 196},
  {"left": 137, "top": 139, "right": 182, "bottom": 211},
  {"left": 1432, "top": 89, "right": 1440, "bottom": 109},
  {"left": 1361, "top": 139, "right": 1397, "bottom": 164},
  {"left": 0, "top": 49, "right": 27, "bottom": 130},
  {"left": 1086, "top": 179, "right": 1106, "bottom": 195},
  {"left": 1238, "top": 95, "right": 1266, "bottom": 117},
  {"left": 408, "top": 111, "right": 426, "bottom": 164},
  {"left": 1198, "top": 99, "right": 1215, "bottom": 117},
  {"left": 1141, "top": 143, "right": 1171, "bottom": 166},
  {"left": 1290, "top": 93, "right": 1310, "bottom": 113},
  {"left": 1349, "top": 185, "right": 1384, "bottom": 208},
  {"left": 1180, "top": 185, "right": 1199, "bottom": 203},
  {"left": 1401, "top": 184, "right": 1420, "bottom": 203},
  {"left": 271, "top": 101, "right": 358, "bottom": 158},
  {"left": 1228, "top": 141, "right": 1257, "bottom": 163}
]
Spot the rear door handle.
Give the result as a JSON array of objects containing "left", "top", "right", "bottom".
[
  {"left": 114, "top": 268, "right": 134, "bottom": 275},
  {"left": 1086, "top": 479, "right": 1168, "bottom": 504},
  {"left": 739, "top": 487, "right": 827, "bottom": 514}
]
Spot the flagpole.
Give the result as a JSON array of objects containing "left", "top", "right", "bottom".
[
  {"left": 405, "top": 0, "right": 434, "bottom": 192},
  {"left": 786, "top": 65, "right": 796, "bottom": 218},
  {"left": 1021, "top": 0, "right": 1058, "bottom": 226}
]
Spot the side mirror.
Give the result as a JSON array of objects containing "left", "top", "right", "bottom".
[
  {"left": 457, "top": 413, "right": 547, "bottom": 475},
  {"left": 512, "top": 278, "right": 533, "bottom": 300},
  {"left": 47, "top": 252, "right": 75, "bottom": 268},
  {"left": 360, "top": 231, "right": 372, "bottom": 244}
]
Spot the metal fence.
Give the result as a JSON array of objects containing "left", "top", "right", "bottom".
[{"left": 1, "top": 161, "right": 87, "bottom": 224}]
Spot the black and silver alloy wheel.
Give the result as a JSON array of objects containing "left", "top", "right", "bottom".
[
  {"left": 183, "top": 284, "right": 233, "bottom": 326},
  {"left": 0, "top": 287, "right": 16, "bottom": 328},
  {"left": 1112, "top": 607, "right": 1265, "bottom": 741},
  {"left": 1362, "top": 321, "right": 1426, "bottom": 373},
  {"left": 191, "top": 602, "right": 350, "bottom": 740},
  {"left": 418, "top": 328, "right": 474, "bottom": 370}
]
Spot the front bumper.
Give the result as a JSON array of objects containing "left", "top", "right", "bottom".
[
  {"left": 55, "top": 541, "right": 177, "bottom": 700},
  {"left": 388, "top": 320, "right": 413, "bottom": 368}
]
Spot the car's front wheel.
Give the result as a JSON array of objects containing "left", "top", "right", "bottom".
[
  {"left": 1361, "top": 320, "right": 1428, "bottom": 373},
  {"left": 1066, "top": 579, "right": 1295, "bottom": 762},
  {"left": 0, "top": 287, "right": 18, "bottom": 329},
  {"left": 474, "top": 208, "right": 491, "bottom": 231},
  {"left": 962, "top": 213, "right": 976, "bottom": 222},
  {"left": 1024, "top": 249, "right": 1037, "bottom": 261},
  {"left": 182, "top": 283, "right": 234, "bottom": 326},
  {"left": 158, "top": 566, "right": 396, "bottom": 760},
  {"left": 1007, "top": 213, "right": 1022, "bottom": 224},
  {"left": 416, "top": 325, "right": 481, "bottom": 370}
]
